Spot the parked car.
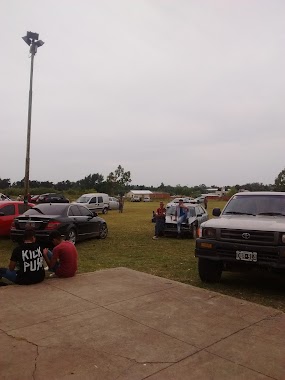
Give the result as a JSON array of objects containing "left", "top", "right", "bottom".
[
  {"left": 74, "top": 193, "right": 109, "bottom": 214},
  {"left": 36, "top": 193, "right": 69, "bottom": 204},
  {"left": 164, "top": 203, "right": 208, "bottom": 238},
  {"left": 0, "top": 193, "right": 11, "bottom": 201},
  {"left": 10, "top": 203, "right": 108, "bottom": 245},
  {"left": 169, "top": 197, "right": 196, "bottom": 205},
  {"left": 143, "top": 196, "right": 151, "bottom": 202},
  {"left": 0, "top": 201, "right": 34, "bottom": 236},
  {"left": 108, "top": 197, "right": 119, "bottom": 210},
  {"left": 194, "top": 195, "right": 206, "bottom": 204},
  {"left": 195, "top": 191, "right": 285, "bottom": 283},
  {"left": 30, "top": 194, "right": 40, "bottom": 202},
  {"left": 131, "top": 196, "right": 141, "bottom": 202}
]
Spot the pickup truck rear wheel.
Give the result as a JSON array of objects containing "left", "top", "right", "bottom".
[{"left": 198, "top": 258, "right": 222, "bottom": 283}]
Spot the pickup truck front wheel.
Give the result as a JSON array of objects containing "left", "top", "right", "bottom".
[{"left": 198, "top": 258, "right": 222, "bottom": 283}]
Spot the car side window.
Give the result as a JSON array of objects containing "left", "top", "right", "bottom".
[
  {"left": 98, "top": 196, "right": 103, "bottom": 203},
  {"left": 0, "top": 204, "right": 15, "bottom": 216},
  {"left": 196, "top": 206, "right": 203, "bottom": 215},
  {"left": 78, "top": 206, "right": 92, "bottom": 217},
  {"left": 90, "top": 197, "right": 97, "bottom": 204},
  {"left": 69, "top": 205, "right": 82, "bottom": 216},
  {"left": 18, "top": 204, "right": 32, "bottom": 214}
]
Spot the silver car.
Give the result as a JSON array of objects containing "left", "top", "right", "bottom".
[
  {"left": 164, "top": 203, "right": 208, "bottom": 238},
  {"left": 108, "top": 197, "right": 119, "bottom": 210}
]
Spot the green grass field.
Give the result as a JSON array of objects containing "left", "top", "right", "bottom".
[{"left": 1, "top": 199, "right": 285, "bottom": 311}]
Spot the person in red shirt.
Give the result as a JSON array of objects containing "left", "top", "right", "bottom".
[
  {"left": 152, "top": 201, "right": 166, "bottom": 240},
  {"left": 43, "top": 230, "right": 78, "bottom": 278}
]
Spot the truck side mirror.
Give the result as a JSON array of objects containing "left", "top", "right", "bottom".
[{"left": 212, "top": 208, "right": 221, "bottom": 217}]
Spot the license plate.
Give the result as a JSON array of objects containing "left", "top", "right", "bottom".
[
  {"left": 26, "top": 222, "right": 35, "bottom": 228},
  {"left": 236, "top": 250, "right": 257, "bottom": 262}
]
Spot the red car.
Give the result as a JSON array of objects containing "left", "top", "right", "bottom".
[{"left": 0, "top": 201, "right": 34, "bottom": 236}]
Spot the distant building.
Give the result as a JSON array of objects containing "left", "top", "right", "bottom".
[
  {"left": 126, "top": 190, "right": 153, "bottom": 201},
  {"left": 125, "top": 190, "right": 170, "bottom": 200},
  {"left": 151, "top": 192, "right": 170, "bottom": 199},
  {"left": 205, "top": 187, "right": 228, "bottom": 197}
]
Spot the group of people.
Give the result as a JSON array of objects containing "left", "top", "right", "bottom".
[
  {"left": 152, "top": 199, "right": 190, "bottom": 239},
  {"left": 152, "top": 196, "right": 208, "bottom": 239},
  {"left": 0, "top": 229, "right": 78, "bottom": 286},
  {"left": 0, "top": 196, "right": 206, "bottom": 285}
]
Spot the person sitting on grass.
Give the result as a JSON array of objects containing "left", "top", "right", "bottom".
[
  {"left": 0, "top": 229, "right": 45, "bottom": 285},
  {"left": 43, "top": 230, "right": 78, "bottom": 278}
]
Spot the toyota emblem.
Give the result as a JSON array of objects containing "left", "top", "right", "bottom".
[{"left": 242, "top": 233, "right": 250, "bottom": 239}]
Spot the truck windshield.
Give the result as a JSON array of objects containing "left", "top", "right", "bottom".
[{"left": 223, "top": 195, "right": 285, "bottom": 216}]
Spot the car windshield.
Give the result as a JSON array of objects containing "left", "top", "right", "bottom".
[
  {"left": 172, "top": 198, "right": 193, "bottom": 203},
  {"left": 76, "top": 196, "right": 91, "bottom": 203},
  {"left": 166, "top": 205, "right": 196, "bottom": 217},
  {"left": 23, "top": 204, "right": 67, "bottom": 215},
  {"left": 223, "top": 195, "right": 285, "bottom": 216}
]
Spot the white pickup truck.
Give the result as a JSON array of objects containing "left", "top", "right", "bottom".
[{"left": 195, "top": 192, "right": 285, "bottom": 282}]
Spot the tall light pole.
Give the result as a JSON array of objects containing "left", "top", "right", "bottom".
[{"left": 22, "top": 31, "right": 44, "bottom": 203}]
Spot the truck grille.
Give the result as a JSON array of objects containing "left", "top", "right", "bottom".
[{"left": 220, "top": 229, "right": 275, "bottom": 245}]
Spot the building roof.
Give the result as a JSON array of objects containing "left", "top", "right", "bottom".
[{"left": 129, "top": 190, "right": 153, "bottom": 195}]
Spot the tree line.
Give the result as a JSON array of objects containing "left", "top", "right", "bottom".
[{"left": 1, "top": 166, "right": 285, "bottom": 196}]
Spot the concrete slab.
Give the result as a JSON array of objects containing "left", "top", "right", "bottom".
[
  {"left": 0, "top": 267, "right": 284, "bottom": 379},
  {"left": 107, "top": 282, "right": 278, "bottom": 348},
  {"left": 44, "top": 268, "right": 175, "bottom": 305},
  {"left": 0, "top": 281, "right": 98, "bottom": 331}
]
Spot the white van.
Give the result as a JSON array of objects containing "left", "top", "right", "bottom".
[{"left": 74, "top": 193, "right": 109, "bottom": 214}]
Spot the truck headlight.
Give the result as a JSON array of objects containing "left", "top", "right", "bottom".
[{"left": 202, "top": 227, "right": 216, "bottom": 238}]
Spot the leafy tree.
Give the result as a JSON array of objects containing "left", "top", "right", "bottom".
[
  {"left": 12, "top": 179, "right": 24, "bottom": 188},
  {"left": 0, "top": 178, "right": 11, "bottom": 188},
  {"left": 274, "top": 168, "right": 285, "bottom": 191},
  {"left": 76, "top": 173, "right": 104, "bottom": 190},
  {"left": 55, "top": 180, "right": 74, "bottom": 191},
  {"left": 106, "top": 165, "right": 131, "bottom": 195},
  {"left": 227, "top": 187, "right": 238, "bottom": 197}
]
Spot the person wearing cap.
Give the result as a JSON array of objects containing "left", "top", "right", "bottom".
[
  {"left": 43, "top": 230, "right": 78, "bottom": 278},
  {"left": 174, "top": 199, "right": 189, "bottom": 237},
  {"left": 152, "top": 201, "right": 166, "bottom": 239}
]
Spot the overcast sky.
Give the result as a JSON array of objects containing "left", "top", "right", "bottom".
[{"left": 1, "top": 0, "right": 284, "bottom": 187}]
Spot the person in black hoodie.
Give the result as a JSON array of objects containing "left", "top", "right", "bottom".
[{"left": 0, "top": 229, "right": 45, "bottom": 285}]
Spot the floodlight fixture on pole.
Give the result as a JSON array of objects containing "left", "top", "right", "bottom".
[{"left": 22, "top": 31, "right": 44, "bottom": 203}]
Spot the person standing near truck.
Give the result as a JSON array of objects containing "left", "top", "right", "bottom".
[{"left": 152, "top": 202, "right": 166, "bottom": 239}]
